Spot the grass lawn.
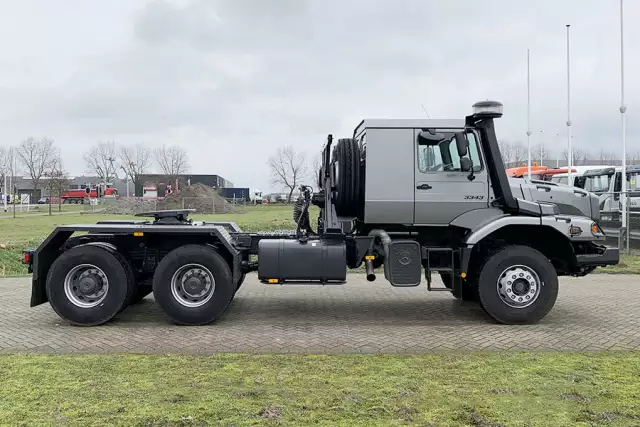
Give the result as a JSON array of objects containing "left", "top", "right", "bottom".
[
  {"left": 0, "top": 204, "right": 637, "bottom": 276},
  {"left": 0, "top": 352, "right": 638, "bottom": 426}
]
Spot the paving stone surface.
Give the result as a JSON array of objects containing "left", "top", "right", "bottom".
[{"left": 0, "top": 274, "right": 638, "bottom": 354}]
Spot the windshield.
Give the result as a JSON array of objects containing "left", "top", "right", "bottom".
[{"left": 583, "top": 174, "right": 613, "bottom": 193}]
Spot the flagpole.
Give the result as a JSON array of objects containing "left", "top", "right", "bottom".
[
  {"left": 566, "top": 25, "right": 573, "bottom": 185},
  {"left": 527, "top": 48, "right": 532, "bottom": 178},
  {"left": 619, "top": 0, "right": 628, "bottom": 248}
]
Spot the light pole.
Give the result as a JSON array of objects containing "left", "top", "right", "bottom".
[
  {"left": 540, "top": 130, "right": 544, "bottom": 166},
  {"left": 619, "top": 0, "right": 628, "bottom": 251},
  {"left": 527, "top": 48, "right": 532, "bottom": 178},
  {"left": 566, "top": 24, "right": 573, "bottom": 186}
]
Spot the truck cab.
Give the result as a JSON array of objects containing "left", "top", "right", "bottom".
[{"left": 577, "top": 165, "right": 640, "bottom": 220}]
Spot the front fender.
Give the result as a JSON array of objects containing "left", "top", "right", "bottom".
[{"left": 464, "top": 216, "right": 541, "bottom": 245}]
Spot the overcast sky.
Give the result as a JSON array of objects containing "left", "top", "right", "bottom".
[{"left": 1, "top": 0, "right": 639, "bottom": 191}]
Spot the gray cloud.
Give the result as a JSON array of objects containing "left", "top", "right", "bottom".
[{"left": 0, "top": 0, "right": 639, "bottom": 190}]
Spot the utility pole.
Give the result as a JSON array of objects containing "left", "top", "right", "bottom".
[
  {"left": 526, "top": 48, "right": 532, "bottom": 178},
  {"left": 566, "top": 24, "right": 573, "bottom": 186},
  {"left": 619, "top": 0, "right": 629, "bottom": 252}
]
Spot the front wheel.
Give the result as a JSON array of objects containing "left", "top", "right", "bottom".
[
  {"left": 153, "top": 244, "right": 234, "bottom": 325},
  {"left": 477, "top": 245, "right": 558, "bottom": 325}
]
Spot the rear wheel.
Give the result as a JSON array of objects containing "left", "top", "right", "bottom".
[
  {"left": 477, "top": 245, "right": 558, "bottom": 325},
  {"left": 45, "top": 245, "right": 130, "bottom": 326},
  {"left": 153, "top": 244, "right": 234, "bottom": 325}
]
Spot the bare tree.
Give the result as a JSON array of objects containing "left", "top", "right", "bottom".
[
  {"left": 16, "top": 137, "right": 56, "bottom": 197},
  {"left": 84, "top": 141, "right": 118, "bottom": 183},
  {"left": 44, "top": 154, "right": 69, "bottom": 213},
  {"left": 563, "top": 148, "right": 586, "bottom": 166},
  {"left": 0, "top": 146, "right": 9, "bottom": 191},
  {"left": 155, "top": 145, "right": 189, "bottom": 189},
  {"left": 498, "top": 140, "right": 513, "bottom": 165},
  {"left": 598, "top": 149, "right": 616, "bottom": 164},
  {"left": 268, "top": 146, "right": 308, "bottom": 203},
  {"left": 120, "top": 143, "right": 152, "bottom": 196},
  {"left": 311, "top": 151, "right": 323, "bottom": 186},
  {"left": 513, "top": 143, "right": 526, "bottom": 166},
  {"left": 535, "top": 143, "right": 550, "bottom": 165}
]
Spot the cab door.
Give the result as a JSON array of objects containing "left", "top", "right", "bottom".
[{"left": 414, "top": 130, "right": 489, "bottom": 225}]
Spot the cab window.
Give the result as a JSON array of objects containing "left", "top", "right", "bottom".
[{"left": 417, "top": 130, "right": 482, "bottom": 173}]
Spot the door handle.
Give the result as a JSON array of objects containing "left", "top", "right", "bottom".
[
  {"left": 416, "top": 184, "right": 432, "bottom": 190},
  {"left": 573, "top": 190, "right": 587, "bottom": 197},
  {"left": 536, "top": 185, "right": 551, "bottom": 192}
]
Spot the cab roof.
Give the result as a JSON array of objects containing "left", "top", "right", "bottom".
[{"left": 353, "top": 119, "right": 465, "bottom": 138}]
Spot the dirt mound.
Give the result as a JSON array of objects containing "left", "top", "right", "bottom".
[{"left": 162, "top": 183, "right": 235, "bottom": 213}]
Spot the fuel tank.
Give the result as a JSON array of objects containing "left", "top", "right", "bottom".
[{"left": 258, "top": 239, "right": 346, "bottom": 283}]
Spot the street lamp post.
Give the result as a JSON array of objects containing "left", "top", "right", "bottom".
[
  {"left": 566, "top": 24, "right": 573, "bottom": 186},
  {"left": 527, "top": 48, "right": 532, "bottom": 178},
  {"left": 619, "top": 0, "right": 629, "bottom": 252}
]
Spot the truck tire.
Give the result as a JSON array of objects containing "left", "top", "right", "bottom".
[
  {"left": 235, "top": 273, "right": 246, "bottom": 294},
  {"left": 45, "top": 245, "right": 130, "bottom": 326},
  {"left": 85, "top": 242, "right": 136, "bottom": 310},
  {"left": 152, "top": 244, "right": 234, "bottom": 326},
  {"left": 333, "top": 138, "right": 362, "bottom": 217},
  {"left": 477, "top": 245, "right": 558, "bottom": 325}
]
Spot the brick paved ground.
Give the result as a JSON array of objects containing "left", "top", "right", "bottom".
[{"left": 0, "top": 274, "right": 638, "bottom": 354}]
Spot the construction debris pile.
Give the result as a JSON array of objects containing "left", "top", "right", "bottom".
[{"left": 163, "top": 184, "right": 237, "bottom": 213}]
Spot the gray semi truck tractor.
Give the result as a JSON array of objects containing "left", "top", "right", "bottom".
[{"left": 23, "top": 101, "right": 618, "bottom": 327}]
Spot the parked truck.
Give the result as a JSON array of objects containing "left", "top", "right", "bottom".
[
  {"left": 22, "top": 101, "right": 618, "bottom": 327},
  {"left": 220, "top": 188, "right": 263, "bottom": 203},
  {"left": 62, "top": 185, "right": 118, "bottom": 204}
]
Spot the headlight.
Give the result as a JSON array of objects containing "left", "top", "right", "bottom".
[{"left": 591, "top": 222, "right": 605, "bottom": 236}]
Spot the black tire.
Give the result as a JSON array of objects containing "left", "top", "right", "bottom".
[
  {"left": 235, "top": 273, "right": 246, "bottom": 294},
  {"left": 477, "top": 245, "right": 558, "bottom": 325},
  {"left": 332, "top": 138, "right": 362, "bottom": 217},
  {"left": 85, "top": 242, "right": 136, "bottom": 310},
  {"left": 152, "top": 244, "right": 234, "bottom": 326},
  {"left": 45, "top": 245, "right": 130, "bottom": 326}
]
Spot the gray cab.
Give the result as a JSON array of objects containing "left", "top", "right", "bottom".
[{"left": 356, "top": 119, "right": 492, "bottom": 225}]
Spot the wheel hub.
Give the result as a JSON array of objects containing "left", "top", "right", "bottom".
[
  {"left": 497, "top": 265, "right": 541, "bottom": 309},
  {"left": 171, "top": 264, "right": 215, "bottom": 308},
  {"left": 64, "top": 265, "right": 109, "bottom": 308}
]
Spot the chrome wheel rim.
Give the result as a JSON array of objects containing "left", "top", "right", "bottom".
[
  {"left": 496, "top": 265, "right": 542, "bottom": 309},
  {"left": 64, "top": 264, "right": 109, "bottom": 308},
  {"left": 170, "top": 264, "right": 215, "bottom": 308}
]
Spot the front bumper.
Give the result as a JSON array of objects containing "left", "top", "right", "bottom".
[{"left": 576, "top": 247, "right": 620, "bottom": 267}]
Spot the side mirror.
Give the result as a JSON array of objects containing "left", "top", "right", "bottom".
[
  {"left": 455, "top": 132, "right": 468, "bottom": 157},
  {"left": 417, "top": 131, "right": 445, "bottom": 146},
  {"left": 460, "top": 157, "right": 472, "bottom": 172}
]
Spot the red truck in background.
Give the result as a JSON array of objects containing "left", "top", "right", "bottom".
[{"left": 61, "top": 185, "right": 118, "bottom": 204}]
